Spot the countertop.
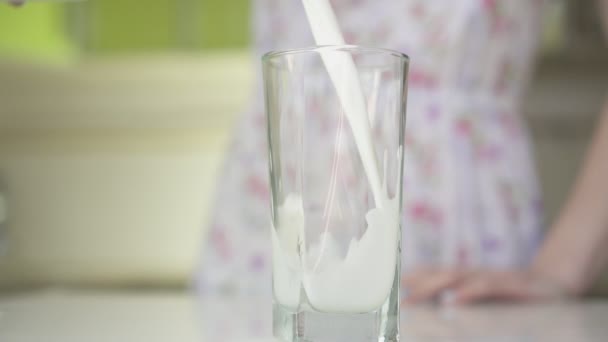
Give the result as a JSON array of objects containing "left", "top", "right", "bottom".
[{"left": 0, "top": 290, "right": 607, "bottom": 341}]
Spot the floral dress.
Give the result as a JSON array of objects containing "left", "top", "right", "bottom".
[{"left": 198, "top": 0, "right": 545, "bottom": 295}]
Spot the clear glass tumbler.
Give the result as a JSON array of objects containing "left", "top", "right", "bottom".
[{"left": 263, "top": 45, "right": 408, "bottom": 342}]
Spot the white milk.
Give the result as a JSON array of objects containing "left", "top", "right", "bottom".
[
  {"left": 301, "top": 0, "right": 384, "bottom": 205},
  {"left": 272, "top": 190, "right": 399, "bottom": 313},
  {"left": 303, "top": 196, "right": 399, "bottom": 313},
  {"left": 272, "top": 187, "right": 399, "bottom": 313},
  {"left": 272, "top": 194, "right": 304, "bottom": 309},
  {"left": 271, "top": 0, "right": 401, "bottom": 313}
]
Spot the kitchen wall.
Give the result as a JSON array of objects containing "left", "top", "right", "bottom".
[
  {"left": 0, "top": 52, "right": 253, "bottom": 288},
  {"left": 526, "top": 55, "right": 608, "bottom": 223}
]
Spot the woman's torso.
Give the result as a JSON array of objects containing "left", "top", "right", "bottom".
[{"left": 199, "top": 0, "right": 545, "bottom": 294}]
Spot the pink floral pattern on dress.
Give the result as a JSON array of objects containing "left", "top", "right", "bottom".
[{"left": 198, "top": 0, "right": 545, "bottom": 295}]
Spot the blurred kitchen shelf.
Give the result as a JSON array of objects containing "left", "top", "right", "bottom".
[
  {"left": 524, "top": 51, "right": 608, "bottom": 223},
  {"left": 0, "top": 50, "right": 254, "bottom": 133},
  {"left": 524, "top": 52, "right": 608, "bottom": 140}
]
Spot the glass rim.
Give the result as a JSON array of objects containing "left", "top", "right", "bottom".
[{"left": 262, "top": 44, "right": 409, "bottom": 63}]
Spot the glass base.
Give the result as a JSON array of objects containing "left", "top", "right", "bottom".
[
  {"left": 273, "top": 259, "right": 401, "bottom": 341},
  {"left": 273, "top": 297, "right": 399, "bottom": 342}
]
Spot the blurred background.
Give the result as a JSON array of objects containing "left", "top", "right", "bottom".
[{"left": 0, "top": 0, "right": 606, "bottom": 293}]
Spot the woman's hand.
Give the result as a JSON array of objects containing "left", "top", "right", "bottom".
[{"left": 402, "top": 267, "right": 577, "bottom": 306}]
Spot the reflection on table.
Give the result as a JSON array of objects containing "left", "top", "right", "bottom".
[{"left": 0, "top": 290, "right": 606, "bottom": 342}]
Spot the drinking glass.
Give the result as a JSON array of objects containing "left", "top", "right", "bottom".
[{"left": 263, "top": 45, "right": 408, "bottom": 342}]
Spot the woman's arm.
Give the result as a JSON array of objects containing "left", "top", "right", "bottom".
[{"left": 404, "top": 0, "right": 608, "bottom": 304}]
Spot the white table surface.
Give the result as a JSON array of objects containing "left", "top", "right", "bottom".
[{"left": 0, "top": 290, "right": 607, "bottom": 341}]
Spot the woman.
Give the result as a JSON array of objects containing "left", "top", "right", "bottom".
[
  {"left": 404, "top": 0, "right": 608, "bottom": 305},
  {"left": 198, "top": 0, "right": 546, "bottom": 296}
]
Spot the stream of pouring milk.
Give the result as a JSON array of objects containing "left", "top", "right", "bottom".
[{"left": 272, "top": 0, "right": 400, "bottom": 313}]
